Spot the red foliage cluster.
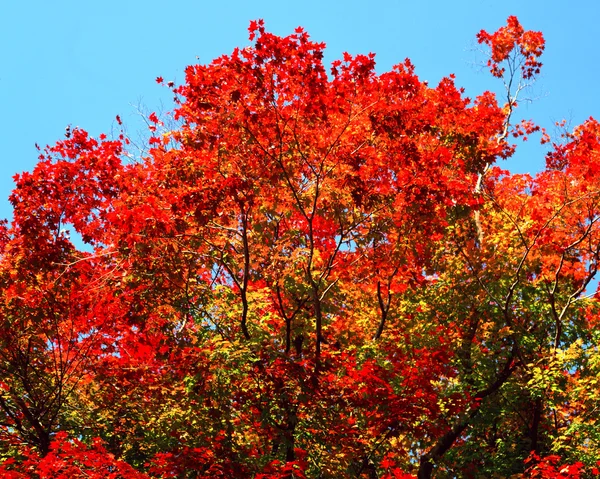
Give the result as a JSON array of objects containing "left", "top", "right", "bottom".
[
  {"left": 477, "top": 15, "right": 544, "bottom": 79},
  {"left": 1, "top": 15, "right": 599, "bottom": 479}
]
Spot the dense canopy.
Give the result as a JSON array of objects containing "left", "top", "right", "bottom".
[{"left": 1, "top": 16, "right": 599, "bottom": 478}]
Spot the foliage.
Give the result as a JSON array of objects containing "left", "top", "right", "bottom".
[{"left": 1, "top": 16, "right": 599, "bottom": 479}]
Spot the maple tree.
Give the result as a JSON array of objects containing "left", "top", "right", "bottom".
[{"left": 1, "top": 15, "right": 600, "bottom": 478}]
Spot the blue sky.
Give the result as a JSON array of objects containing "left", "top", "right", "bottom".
[{"left": 1, "top": 0, "right": 599, "bottom": 222}]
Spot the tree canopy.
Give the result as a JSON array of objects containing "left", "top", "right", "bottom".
[{"left": 1, "top": 16, "right": 599, "bottom": 478}]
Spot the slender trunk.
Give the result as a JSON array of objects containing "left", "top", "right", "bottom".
[
  {"left": 418, "top": 419, "right": 471, "bottom": 479},
  {"left": 283, "top": 407, "right": 298, "bottom": 479},
  {"left": 240, "top": 210, "right": 251, "bottom": 339},
  {"left": 417, "top": 352, "right": 518, "bottom": 478},
  {"left": 311, "top": 280, "right": 323, "bottom": 375},
  {"left": 373, "top": 280, "right": 391, "bottom": 340},
  {"left": 530, "top": 397, "right": 542, "bottom": 454}
]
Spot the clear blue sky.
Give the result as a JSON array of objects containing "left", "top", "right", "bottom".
[{"left": 1, "top": 0, "right": 599, "bottom": 221}]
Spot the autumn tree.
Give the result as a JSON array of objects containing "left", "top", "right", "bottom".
[{"left": 0, "top": 16, "right": 599, "bottom": 479}]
